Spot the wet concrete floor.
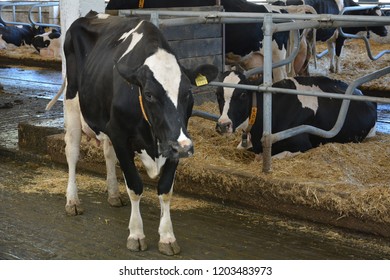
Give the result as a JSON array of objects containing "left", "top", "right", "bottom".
[
  {"left": 1, "top": 65, "right": 390, "bottom": 260},
  {"left": 1, "top": 157, "right": 390, "bottom": 260}
]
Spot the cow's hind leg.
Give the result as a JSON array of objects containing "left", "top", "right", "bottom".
[
  {"left": 102, "top": 136, "right": 125, "bottom": 207},
  {"left": 157, "top": 160, "right": 180, "bottom": 255},
  {"left": 64, "top": 94, "right": 83, "bottom": 215}
]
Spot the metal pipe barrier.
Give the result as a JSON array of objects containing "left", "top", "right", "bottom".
[
  {"left": 316, "top": 4, "right": 390, "bottom": 60},
  {"left": 29, "top": 2, "right": 60, "bottom": 29},
  {"left": 0, "top": 1, "right": 59, "bottom": 28},
  {"left": 338, "top": 5, "right": 390, "bottom": 61},
  {"left": 0, "top": 2, "right": 37, "bottom": 26}
]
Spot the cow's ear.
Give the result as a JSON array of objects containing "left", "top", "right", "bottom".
[
  {"left": 184, "top": 64, "right": 219, "bottom": 87},
  {"left": 115, "top": 59, "right": 147, "bottom": 86}
]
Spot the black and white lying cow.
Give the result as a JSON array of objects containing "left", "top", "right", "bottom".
[
  {"left": 61, "top": 11, "right": 217, "bottom": 255},
  {"left": 216, "top": 71, "right": 376, "bottom": 157},
  {"left": 0, "top": 23, "right": 45, "bottom": 49},
  {"left": 280, "top": 0, "right": 388, "bottom": 73},
  {"left": 32, "top": 28, "right": 61, "bottom": 58}
]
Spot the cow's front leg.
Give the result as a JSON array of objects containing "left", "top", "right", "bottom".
[
  {"left": 109, "top": 136, "right": 147, "bottom": 252},
  {"left": 157, "top": 159, "right": 180, "bottom": 255},
  {"left": 126, "top": 188, "right": 147, "bottom": 252}
]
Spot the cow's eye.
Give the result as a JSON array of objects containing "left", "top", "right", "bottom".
[{"left": 144, "top": 92, "right": 154, "bottom": 102}]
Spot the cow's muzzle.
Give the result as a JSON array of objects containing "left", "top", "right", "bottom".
[
  {"left": 160, "top": 140, "right": 194, "bottom": 159},
  {"left": 216, "top": 121, "right": 233, "bottom": 134}
]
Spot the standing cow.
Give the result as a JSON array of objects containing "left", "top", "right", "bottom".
[
  {"left": 216, "top": 71, "right": 377, "bottom": 157},
  {"left": 62, "top": 11, "right": 218, "bottom": 255}
]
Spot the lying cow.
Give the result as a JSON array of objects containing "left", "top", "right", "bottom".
[
  {"left": 61, "top": 11, "right": 218, "bottom": 255},
  {"left": 216, "top": 71, "right": 377, "bottom": 157},
  {"left": 280, "top": 0, "right": 388, "bottom": 73},
  {"left": 32, "top": 28, "right": 61, "bottom": 58},
  {"left": 0, "top": 23, "right": 45, "bottom": 49}
]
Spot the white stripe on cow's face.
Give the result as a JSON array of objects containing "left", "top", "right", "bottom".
[
  {"left": 118, "top": 21, "right": 144, "bottom": 61},
  {"left": 219, "top": 72, "right": 241, "bottom": 126},
  {"left": 288, "top": 78, "right": 319, "bottom": 114},
  {"left": 144, "top": 48, "right": 181, "bottom": 108}
]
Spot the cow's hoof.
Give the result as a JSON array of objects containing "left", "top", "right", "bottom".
[
  {"left": 65, "top": 204, "right": 84, "bottom": 216},
  {"left": 127, "top": 238, "right": 148, "bottom": 252},
  {"left": 158, "top": 241, "right": 181, "bottom": 256},
  {"left": 108, "top": 196, "right": 126, "bottom": 207}
]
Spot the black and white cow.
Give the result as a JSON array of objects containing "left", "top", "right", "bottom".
[
  {"left": 62, "top": 11, "right": 218, "bottom": 255},
  {"left": 280, "top": 0, "right": 388, "bottom": 72},
  {"left": 216, "top": 71, "right": 377, "bottom": 157},
  {"left": 0, "top": 23, "right": 45, "bottom": 49},
  {"left": 32, "top": 28, "right": 61, "bottom": 58},
  {"left": 106, "top": 0, "right": 293, "bottom": 81}
]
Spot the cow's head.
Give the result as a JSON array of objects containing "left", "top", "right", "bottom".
[
  {"left": 115, "top": 22, "right": 218, "bottom": 159},
  {"left": 32, "top": 24, "right": 46, "bottom": 36},
  {"left": 359, "top": 6, "right": 388, "bottom": 37},
  {"left": 32, "top": 28, "right": 61, "bottom": 52},
  {"left": 216, "top": 71, "right": 254, "bottom": 135}
]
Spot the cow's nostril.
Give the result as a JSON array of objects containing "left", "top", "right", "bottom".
[
  {"left": 216, "top": 122, "right": 232, "bottom": 134},
  {"left": 171, "top": 142, "right": 193, "bottom": 158}
]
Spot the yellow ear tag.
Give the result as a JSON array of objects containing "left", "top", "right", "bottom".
[{"left": 195, "top": 74, "right": 208, "bottom": 87}]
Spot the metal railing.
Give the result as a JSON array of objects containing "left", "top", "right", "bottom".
[
  {"left": 316, "top": 4, "right": 390, "bottom": 60},
  {"left": 0, "top": 1, "right": 59, "bottom": 28}
]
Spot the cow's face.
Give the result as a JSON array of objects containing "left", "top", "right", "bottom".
[
  {"left": 32, "top": 29, "right": 61, "bottom": 52},
  {"left": 216, "top": 71, "right": 251, "bottom": 135},
  {"left": 32, "top": 25, "right": 46, "bottom": 36},
  {"left": 365, "top": 7, "right": 388, "bottom": 37},
  {"left": 117, "top": 47, "right": 218, "bottom": 159}
]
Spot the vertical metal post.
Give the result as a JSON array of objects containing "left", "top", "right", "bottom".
[
  {"left": 12, "top": 6, "right": 16, "bottom": 22},
  {"left": 262, "top": 14, "right": 274, "bottom": 173},
  {"left": 38, "top": 6, "right": 42, "bottom": 23},
  {"left": 150, "top": 12, "right": 160, "bottom": 27}
]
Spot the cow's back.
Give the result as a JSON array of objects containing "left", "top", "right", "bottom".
[{"left": 292, "top": 76, "right": 377, "bottom": 145}]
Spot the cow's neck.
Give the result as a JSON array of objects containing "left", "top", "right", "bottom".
[{"left": 241, "top": 91, "right": 257, "bottom": 149}]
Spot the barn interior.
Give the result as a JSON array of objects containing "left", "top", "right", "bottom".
[{"left": 0, "top": 0, "right": 390, "bottom": 260}]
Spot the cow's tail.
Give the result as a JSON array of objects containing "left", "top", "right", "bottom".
[{"left": 46, "top": 77, "right": 66, "bottom": 111}]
